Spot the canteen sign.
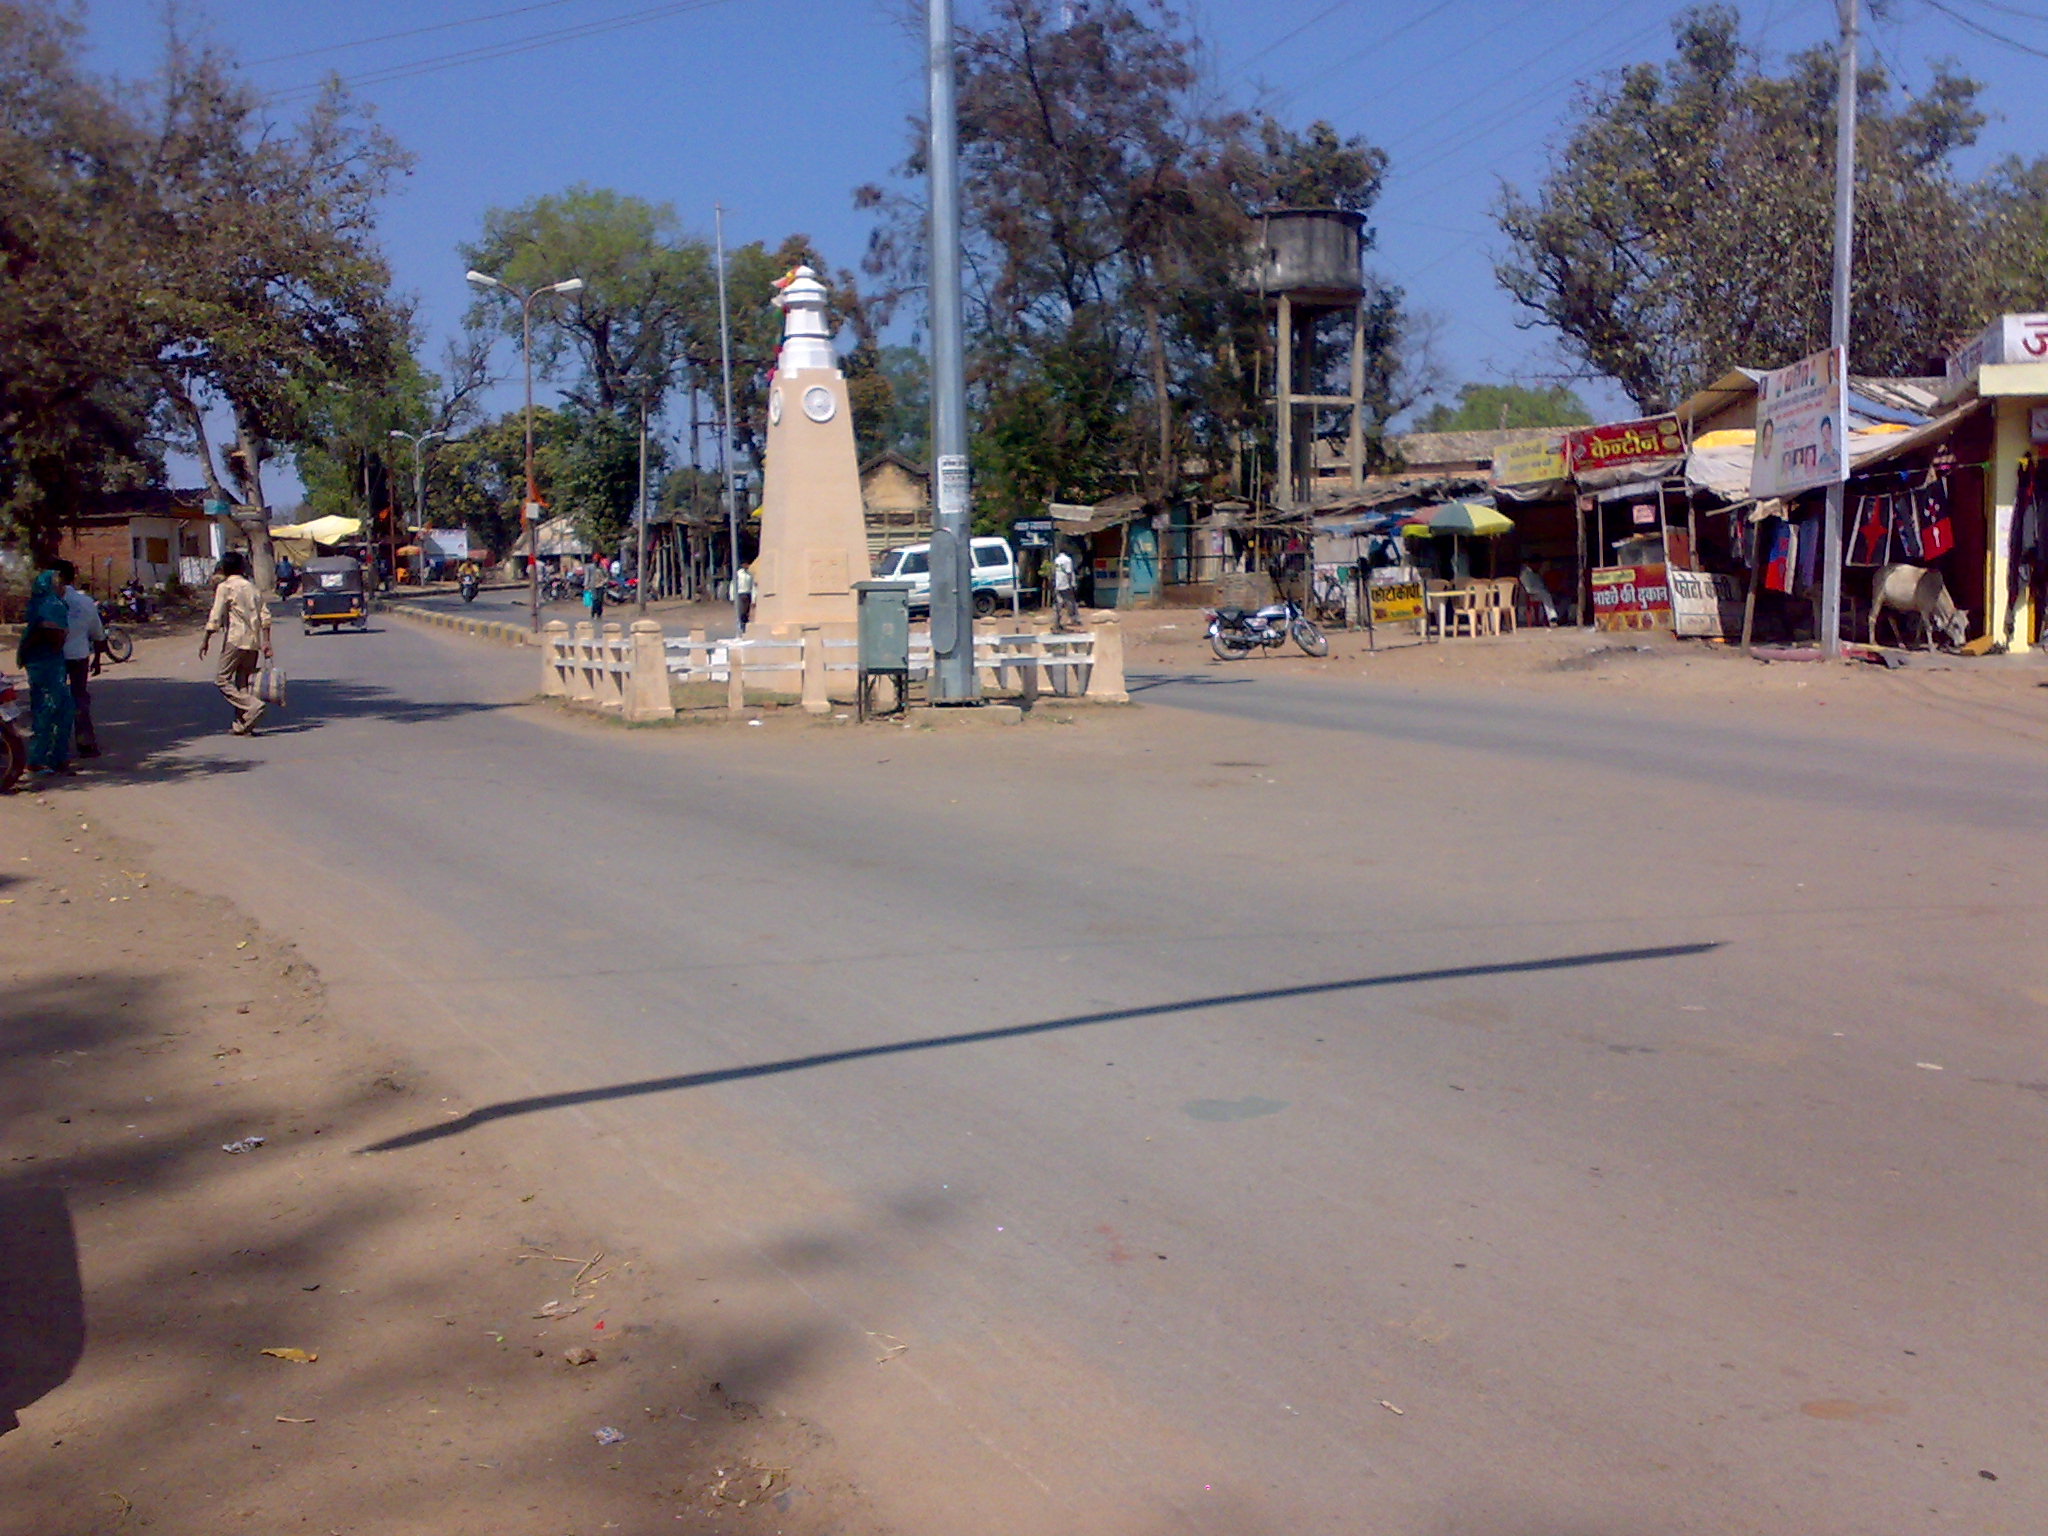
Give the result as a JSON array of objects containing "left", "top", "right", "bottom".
[
  {"left": 1750, "top": 346, "right": 1847, "bottom": 498},
  {"left": 1590, "top": 564, "right": 1671, "bottom": 632},
  {"left": 1565, "top": 415, "right": 1684, "bottom": 474}
]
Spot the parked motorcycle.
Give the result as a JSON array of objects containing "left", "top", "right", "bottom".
[
  {"left": 459, "top": 572, "right": 481, "bottom": 604},
  {"left": 605, "top": 576, "right": 636, "bottom": 605},
  {"left": 0, "top": 673, "right": 26, "bottom": 793},
  {"left": 1206, "top": 599, "right": 1329, "bottom": 661},
  {"left": 542, "top": 572, "right": 575, "bottom": 603},
  {"left": 93, "top": 602, "right": 135, "bottom": 663}
]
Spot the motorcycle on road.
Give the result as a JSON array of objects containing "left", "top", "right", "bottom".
[{"left": 1206, "top": 599, "right": 1329, "bottom": 661}]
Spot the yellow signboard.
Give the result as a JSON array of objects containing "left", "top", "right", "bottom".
[
  {"left": 1492, "top": 434, "right": 1567, "bottom": 488},
  {"left": 1368, "top": 579, "right": 1423, "bottom": 624}
]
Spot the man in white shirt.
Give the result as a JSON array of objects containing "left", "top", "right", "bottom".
[
  {"left": 734, "top": 562, "right": 756, "bottom": 632},
  {"left": 199, "top": 550, "right": 274, "bottom": 735},
  {"left": 1052, "top": 548, "right": 1078, "bottom": 630},
  {"left": 53, "top": 561, "right": 105, "bottom": 758}
]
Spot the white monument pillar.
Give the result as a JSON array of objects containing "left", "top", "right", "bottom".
[{"left": 750, "top": 266, "right": 870, "bottom": 633}]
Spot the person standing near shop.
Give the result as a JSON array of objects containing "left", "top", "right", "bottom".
[
  {"left": 54, "top": 561, "right": 103, "bottom": 758},
  {"left": 198, "top": 551, "right": 272, "bottom": 736},
  {"left": 1052, "top": 546, "right": 1079, "bottom": 631},
  {"left": 734, "top": 561, "right": 756, "bottom": 633},
  {"left": 15, "top": 569, "right": 72, "bottom": 777}
]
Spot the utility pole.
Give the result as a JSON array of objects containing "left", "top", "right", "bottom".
[
  {"left": 389, "top": 429, "right": 443, "bottom": 589},
  {"left": 927, "top": 0, "right": 978, "bottom": 703},
  {"left": 715, "top": 204, "right": 742, "bottom": 629},
  {"left": 636, "top": 395, "right": 650, "bottom": 615},
  {"left": 466, "top": 269, "right": 584, "bottom": 630},
  {"left": 1820, "top": 0, "right": 1859, "bottom": 660}
]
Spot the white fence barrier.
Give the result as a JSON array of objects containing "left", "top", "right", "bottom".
[{"left": 546, "top": 617, "right": 1128, "bottom": 719}]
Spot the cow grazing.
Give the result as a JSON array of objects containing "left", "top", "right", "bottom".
[{"left": 1869, "top": 563, "right": 1968, "bottom": 650}]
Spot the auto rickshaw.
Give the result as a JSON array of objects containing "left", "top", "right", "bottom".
[{"left": 300, "top": 555, "right": 368, "bottom": 634}]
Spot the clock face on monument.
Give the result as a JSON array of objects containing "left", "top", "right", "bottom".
[
  {"left": 802, "top": 386, "right": 836, "bottom": 423},
  {"left": 768, "top": 388, "right": 783, "bottom": 426}
]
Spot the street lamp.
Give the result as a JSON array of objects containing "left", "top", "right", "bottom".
[
  {"left": 466, "top": 268, "right": 585, "bottom": 631},
  {"left": 389, "top": 428, "right": 444, "bottom": 590}
]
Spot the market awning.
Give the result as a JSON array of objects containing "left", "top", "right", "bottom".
[
  {"left": 1049, "top": 492, "right": 1149, "bottom": 536},
  {"left": 268, "top": 515, "right": 362, "bottom": 545},
  {"left": 508, "top": 515, "right": 591, "bottom": 558}
]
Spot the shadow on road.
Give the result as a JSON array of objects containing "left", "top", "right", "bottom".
[
  {"left": 28, "top": 672, "right": 515, "bottom": 789},
  {"left": 1125, "top": 670, "right": 1258, "bottom": 694},
  {"left": 363, "top": 941, "right": 1722, "bottom": 1153}
]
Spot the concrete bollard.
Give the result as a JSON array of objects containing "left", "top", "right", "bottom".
[
  {"left": 800, "top": 625, "right": 829, "bottom": 715},
  {"left": 542, "top": 620, "right": 570, "bottom": 696},
  {"left": 571, "top": 622, "right": 596, "bottom": 701},
  {"left": 726, "top": 642, "right": 747, "bottom": 716},
  {"left": 599, "top": 623, "right": 625, "bottom": 711},
  {"left": 1085, "top": 618, "right": 1129, "bottom": 704},
  {"left": 627, "top": 620, "right": 674, "bottom": 722}
]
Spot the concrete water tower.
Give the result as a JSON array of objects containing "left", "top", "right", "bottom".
[{"left": 1251, "top": 208, "right": 1369, "bottom": 508}]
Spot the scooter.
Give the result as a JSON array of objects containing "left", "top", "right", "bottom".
[
  {"left": 459, "top": 572, "right": 480, "bottom": 604},
  {"left": 1206, "top": 599, "right": 1329, "bottom": 660},
  {"left": 0, "top": 674, "right": 26, "bottom": 793}
]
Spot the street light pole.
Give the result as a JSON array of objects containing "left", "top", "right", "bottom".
[
  {"left": 466, "top": 269, "right": 585, "bottom": 631},
  {"left": 389, "top": 429, "right": 444, "bottom": 589},
  {"left": 927, "top": 0, "right": 977, "bottom": 702},
  {"left": 1819, "top": 0, "right": 1859, "bottom": 660},
  {"left": 714, "top": 205, "right": 742, "bottom": 630}
]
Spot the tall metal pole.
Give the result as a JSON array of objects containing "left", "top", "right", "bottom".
[
  {"left": 1820, "top": 0, "right": 1858, "bottom": 660},
  {"left": 927, "top": 0, "right": 978, "bottom": 702},
  {"left": 636, "top": 395, "right": 650, "bottom": 615},
  {"left": 715, "top": 204, "right": 742, "bottom": 630},
  {"left": 524, "top": 294, "right": 541, "bottom": 633}
]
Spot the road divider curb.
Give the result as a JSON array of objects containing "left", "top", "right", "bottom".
[{"left": 384, "top": 601, "right": 534, "bottom": 647}]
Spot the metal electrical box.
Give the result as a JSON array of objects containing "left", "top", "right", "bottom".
[
  {"left": 854, "top": 579, "right": 914, "bottom": 719},
  {"left": 855, "top": 580, "right": 913, "bottom": 669}
]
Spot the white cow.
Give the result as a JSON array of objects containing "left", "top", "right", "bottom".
[{"left": 1869, "top": 563, "right": 1968, "bottom": 650}]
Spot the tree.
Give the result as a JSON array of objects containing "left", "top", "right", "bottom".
[
  {"left": 0, "top": 2, "right": 158, "bottom": 557},
  {"left": 462, "top": 186, "right": 714, "bottom": 416},
  {"left": 137, "top": 33, "right": 412, "bottom": 591},
  {"left": 857, "top": 1, "right": 1415, "bottom": 519},
  {"left": 1415, "top": 382, "right": 1590, "bottom": 433},
  {"left": 1496, "top": 6, "right": 1990, "bottom": 410}
]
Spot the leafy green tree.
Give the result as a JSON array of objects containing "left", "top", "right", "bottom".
[
  {"left": 858, "top": 1, "right": 1415, "bottom": 518},
  {"left": 1496, "top": 6, "right": 1989, "bottom": 409},
  {"left": 1415, "top": 383, "right": 1590, "bottom": 433},
  {"left": 0, "top": 3, "right": 158, "bottom": 556},
  {"left": 462, "top": 186, "right": 714, "bottom": 416}
]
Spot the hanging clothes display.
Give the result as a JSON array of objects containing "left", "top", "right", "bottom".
[
  {"left": 1917, "top": 476, "right": 1956, "bottom": 561},
  {"left": 1796, "top": 508, "right": 1823, "bottom": 592},
  {"left": 1849, "top": 493, "right": 1891, "bottom": 566},
  {"left": 1894, "top": 490, "right": 1925, "bottom": 562},
  {"left": 1763, "top": 519, "right": 1795, "bottom": 593}
]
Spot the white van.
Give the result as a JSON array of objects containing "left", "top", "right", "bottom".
[{"left": 873, "top": 536, "right": 1019, "bottom": 616}]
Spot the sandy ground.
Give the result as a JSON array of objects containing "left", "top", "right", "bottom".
[
  {"left": 1116, "top": 606, "right": 2048, "bottom": 746},
  {"left": 0, "top": 791, "right": 872, "bottom": 1536},
  {"left": 10, "top": 605, "right": 2048, "bottom": 1535}
]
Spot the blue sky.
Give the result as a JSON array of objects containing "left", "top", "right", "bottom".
[{"left": 82, "top": 0, "right": 2048, "bottom": 456}]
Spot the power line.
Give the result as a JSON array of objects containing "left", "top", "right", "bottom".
[
  {"left": 1231, "top": 0, "right": 1355, "bottom": 77},
  {"left": 1918, "top": 0, "right": 2048, "bottom": 58},
  {"left": 1253, "top": 0, "right": 1465, "bottom": 105},
  {"left": 265, "top": 0, "right": 742, "bottom": 100},
  {"left": 250, "top": 0, "right": 601, "bottom": 67}
]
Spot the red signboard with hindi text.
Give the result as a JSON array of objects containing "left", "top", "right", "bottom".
[{"left": 1565, "top": 415, "right": 1685, "bottom": 475}]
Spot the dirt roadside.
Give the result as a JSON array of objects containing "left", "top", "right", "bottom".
[{"left": 0, "top": 791, "right": 873, "bottom": 1535}]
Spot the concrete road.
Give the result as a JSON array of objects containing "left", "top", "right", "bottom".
[{"left": 62, "top": 618, "right": 2048, "bottom": 1535}]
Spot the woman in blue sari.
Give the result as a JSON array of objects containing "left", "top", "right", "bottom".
[{"left": 16, "top": 569, "right": 73, "bottom": 775}]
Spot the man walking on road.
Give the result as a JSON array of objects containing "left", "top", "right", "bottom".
[
  {"left": 54, "top": 560, "right": 103, "bottom": 758},
  {"left": 199, "top": 551, "right": 272, "bottom": 736},
  {"left": 734, "top": 561, "right": 756, "bottom": 633},
  {"left": 1052, "top": 547, "right": 1079, "bottom": 631}
]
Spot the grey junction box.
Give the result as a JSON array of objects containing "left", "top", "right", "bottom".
[
  {"left": 855, "top": 580, "right": 914, "bottom": 670},
  {"left": 854, "top": 580, "right": 914, "bottom": 719}
]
